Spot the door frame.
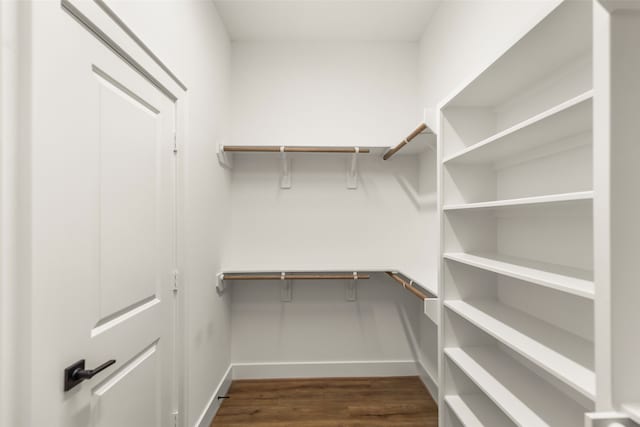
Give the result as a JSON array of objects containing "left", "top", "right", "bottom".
[{"left": 0, "top": 2, "right": 31, "bottom": 426}]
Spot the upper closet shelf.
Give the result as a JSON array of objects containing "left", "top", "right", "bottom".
[
  {"left": 443, "top": 91, "right": 593, "bottom": 164},
  {"left": 445, "top": 299, "right": 595, "bottom": 404},
  {"left": 440, "top": 1, "right": 591, "bottom": 109},
  {"left": 444, "top": 252, "right": 594, "bottom": 299},
  {"left": 216, "top": 145, "right": 373, "bottom": 189},
  {"left": 443, "top": 191, "right": 593, "bottom": 212}
]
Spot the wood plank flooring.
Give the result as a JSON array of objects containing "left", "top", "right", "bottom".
[{"left": 211, "top": 376, "right": 438, "bottom": 426}]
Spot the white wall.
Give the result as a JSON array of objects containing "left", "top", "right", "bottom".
[
  {"left": 418, "top": 0, "right": 560, "bottom": 129},
  {"left": 101, "top": 2, "right": 232, "bottom": 425},
  {"left": 224, "top": 153, "right": 435, "bottom": 281},
  {"left": 231, "top": 275, "right": 424, "bottom": 374},
  {"left": 230, "top": 41, "right": 422, "bottom": 148},
  {"left": 224, "top": 40, "right": 438, "bottom": 382}
]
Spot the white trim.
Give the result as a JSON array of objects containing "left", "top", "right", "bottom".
[
  {"left": 93, "top": 0, "right": 187, "bottom": 90},
  {"left": 62, "top": 0, "right": 183, "bottom": 99},
  {"left": 174, "top": 97, "right": 188, "bottom": 427},
  {"left": 231, "top": 360, "right": 418, "bottom": 380},
  {"left": 417, "top": 360, "right": 438, "bottom": 402},
  {"left": 194, "top": 365, "right": 233, "bottom": 427},
  {"left": 0, "top": 2, "right": 30, "bottom": 426},
  {"left": 0, "top": 3, "right": 17, "bottom": 425}
]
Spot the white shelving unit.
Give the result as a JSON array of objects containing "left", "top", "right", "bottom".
[{"left": 438, "top": 1, "right": 594, "bottom": 425}]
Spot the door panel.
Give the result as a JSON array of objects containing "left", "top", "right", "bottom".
[
  {"left": 91, "top": 342, "right": 161, "bottom": 427},
  {"left": 95, "top": 64, "right": 162, "bottom": 321},
  {"left": 30, "top": 2, "right": 177, "bottom": 426}
]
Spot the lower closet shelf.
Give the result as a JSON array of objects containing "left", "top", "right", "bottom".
[
  {"left": 445, "top": 394, "right": 513, "bottom": 427},
  {"left": 445, "top": 299, "right": 595, "bottom": 403},
  {"left": 445, "top": 347, "right": 585, "bottom": 427}
]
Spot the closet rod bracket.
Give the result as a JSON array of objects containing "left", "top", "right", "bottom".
[
  {"left": 346, "top": 147, "right": 360, "bottom": 189},
  {"left": 280, "top": 147, "right": 292, "bottom": 189},
  {"left": 217, "top": 144, "right": 233, "bottom": 169},
  {"left": 216, "top": 273, "right": 227, "bottom": 294},
  {"left": 345, "top": 272, "right": 358, "bottom": 301},
  {"left": 280, "top": 272, "right": 293, "bottom": 302}
]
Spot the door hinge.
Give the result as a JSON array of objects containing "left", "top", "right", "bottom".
[
  {"left": 171, "top": 410, "right": 179, "bottom": 427},
  {"left": 173, "top": 132, "right": 178, "bottom": 154},
  {"left": 172, "top": 270, "right": 179, "bottom": 293}
]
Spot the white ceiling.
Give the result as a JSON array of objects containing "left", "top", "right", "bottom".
[{"left": 213, "top": 1, "right": 442, "bottom": 42}]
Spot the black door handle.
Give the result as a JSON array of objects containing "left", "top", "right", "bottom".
[{"left": 64, "top": 359, "right": 116, "bottom": 391}]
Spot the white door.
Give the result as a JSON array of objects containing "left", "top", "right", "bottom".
[{"left": 29, "top": 2, "right": 178, "bottom": 426}]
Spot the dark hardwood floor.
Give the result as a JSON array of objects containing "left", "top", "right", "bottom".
[{"left": 211, "top": 376, "right": 438, "bottom": 426}]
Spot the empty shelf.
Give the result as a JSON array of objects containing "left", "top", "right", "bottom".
[
  {"left": 444, "top": 91, "right": 593, "bottom": 165},
  {"left": 445, "top": 394, "right": 513, "bottom": 427},
  {"left": 445, "top": 347, "right": 585, "bottom": 427},
  {"left": 442, "top": 0, "right": 592, "bottom": 110},
  {"left": 443, "top": 191, "right": 593, "bottom": 212},
  {"left": 443, "top": 253, "right": 594, "bottom": 299},
  {"left": 445, "top": 299, "right": 595, "bottom": 402},
  {"left": 622, "top": 403, "right": 640, "bottom": 425}
]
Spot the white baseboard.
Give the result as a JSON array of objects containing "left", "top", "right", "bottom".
[
  {"left": 195, "top": 364, "right": 233, "bottom": 427},
  {"left": 231, "top": 360, "right": 418, "bottom": 380},
  {"left": 416, "top": 360, "right": 438, "bottom": 402}
]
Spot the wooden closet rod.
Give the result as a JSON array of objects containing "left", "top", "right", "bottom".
[
  {"left": 223, "top": 146, "right": 370, "bottom": 154},
  {"left": 383, "top": 123, "right": 430, "bottom": 160},
  {"left": 223, "top": 273, "right": 371, "bottom": 281},
  {"left": 386, "top": 272, "right": 433, "bottom": 300}
]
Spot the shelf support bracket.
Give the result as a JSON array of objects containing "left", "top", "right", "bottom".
[
  {"left": 347, "top": 147, "right": 359, "bottom": 189},
  {"left": 280, "top": 272, "right": 292, "bottom": 302},
  {"left": 216, "top": 273, "right": 226, "bottom": 295},
  {"left": 280, "top": 147, "right": 291, "bottom": 189},
  {"left": 345, "top": 272, "right": 358, "bottom": 301},
  {"left": 586, "top": 412, "right": 639, "bottom": 427},
  {"left": 217, "top": 144, "right": 232, "bottom": 169}
]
